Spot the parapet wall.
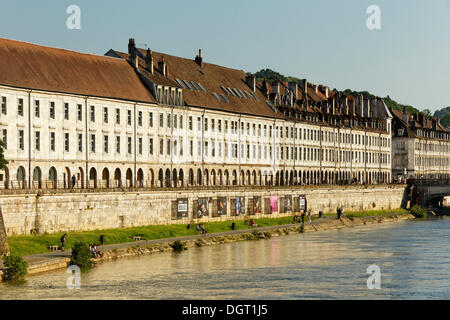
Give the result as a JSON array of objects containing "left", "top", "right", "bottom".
[{"left": 0, "top": 185, "right": 406, "bottom": 236}]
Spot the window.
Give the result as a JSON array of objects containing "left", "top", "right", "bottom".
[
  {"left": 167, "top": 114, "right": 171, "bottom": 128},
  {"left": 18, "top": 130, "right": 24, "bottom": 150},
  {"left": 160, "top": 139, "right": 164, "bottom": 155},
  {"left": 116, "top": 136, "right": 120, "bottom": 154},
  {"left": 204, "top": 118, "right": 208, "bottom": 131},
  {"left": 138, "top": 137, "right": 142, "bottom": 155},
  {"left": 116, "top": 108, "right": 120, "bottom": 124},
  {"left": 149, "top": 138, "right": 153, "bottom": 155},
  {"left": 104, "top": 135, "right": 109, "bottom": 153},
  {"left": 1, "top": 97, "right": 6, "bottom": 115},
  {"left": 35, "top": 100, "right": 40, "bottom": 118},
  {"left": 190, "top": 140, "right": 193, "bottom": 156},
  {"left": 127, "top": 110, "right": 132, "bottom": 126},
  {"left": 35, "top": 131, "right": 40, "bottom": 151},
  {"left": 18, "top": 99, "right": 24, "bottom": 117},
  {"left": 189, "top": 116, "right": 193, "bottom": 130},
  {"left": 138, "top": 111, "right": 142, "bottom": 126},
  {"left": 78, "top": 134, "right": 83, "bottom": 152},
  {"left": 180, "top": 138, "right": 183, "bottom": 156},
  {"left": 64, "top": 103, "right": 69, "bottom": 120},
  {"left": 90, "top": 106, "right": 95, "bottom": 122},
  {"left": 174, "top": 114, "right": 178, "bottom": 129},
  {"left": 180, "top": 115, "right": 183, "bottom": 129},
  {"left": 64, "top": 133, "right": 69, "bottom": 152},
  {"left": 149, "top": 112, "right": 153, "bottom": 127},
  {"left": 160, "top": 113, "right": 164, "bottom": 128},
  {"left": 77, "top": 104, "right": 82, "bottom": 121},
  {"left": 103, "top": 107, "right": 108, "bottom": 123},
  {"left": 167, "top": 139, "right": 171, "bottom": 155},
  {"left": 127, "top": 137, "right": 132, "bottom": 154},
  {"left": 90, "top": 134, "right": 96, "bottom": 152},
  {"left": 50, "top": 102, "right": 55, "bottom": 119}
]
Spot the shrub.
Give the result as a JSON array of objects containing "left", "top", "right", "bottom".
[
  {"left": 70, "top": 242, "right": 93, "bottom": 270},
  {"left": 169, "top": 240, "right": 187, "bottom": 252},
  {"left": 2, "top": 254, "right": 28, "bottom": 282},
  {"left": 411, "top": 205, "right": 426, "bottom": 218}
]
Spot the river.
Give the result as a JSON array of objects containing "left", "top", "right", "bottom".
[{"left": 1, "top": 217, "right": 450, "bottom": 300}]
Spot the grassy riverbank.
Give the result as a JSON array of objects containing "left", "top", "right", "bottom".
[{"left": 8, "top": 209, "right": 409, "bottom": 257}]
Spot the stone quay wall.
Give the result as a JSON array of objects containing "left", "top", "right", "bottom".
[{"left": 0, "top": 185, "right": 406, "bottom": 236}]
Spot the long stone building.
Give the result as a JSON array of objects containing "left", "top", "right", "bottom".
[
  {"left": 391, "top": 107, "right": 450, "bottom": 180},
  {"left": 0, "top": 37, "right": 393, "bottom": 189}
]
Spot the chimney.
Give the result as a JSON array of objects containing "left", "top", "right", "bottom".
[
  {"left": 348, "top": 97, "right": 355, "bottom": 116},
  {"left": 343, "top": 95, "right": 349, "bottom": 115},
  {"left": 246, "top": 75, "right": 256, "bottom": 92},
  {"left": 301, "top": 79, "right": 308, "bottom": 96},
  {"left": 158, "top": 56, "right": 167, "bottom": 77},
  {"left": 145, "top": 48, "right": 154, "bottom": 74},
  {"left": 432, "top": 118, "right": 437, "bottom": 130},
  {"left": 363, "top": 98, "right": 370, "bottom": 117},
  {"left": 402, "top": 106, "right": 408, "bottom": 123},
  {"left": 261, "top": 79, "right": 269, "bottom": 99},
  {"left": 288, "top": 82, "right": 298, "bottom": 99},
  {"left": 418, "top": 113, "right": 426, "bottom": 128},
  {"left": 319, "top": 85, "right": 329, "bottom": 98},
  {"left": 195, "top": 49, "right": 203, "bottom": 67},
  {"left": 128, "top": 38, "right": 138, "bottom": 70}
]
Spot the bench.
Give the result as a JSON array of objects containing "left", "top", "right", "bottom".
[
  {"left": 133, "top": 236, "right": 142, "bottom": 241},
  {"left": 48, "top": 245, "right": 59, "bottom": 252}
]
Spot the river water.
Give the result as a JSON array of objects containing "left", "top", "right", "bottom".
[{"left": 1, "top": 217, "right": 450, "bottom": 300}]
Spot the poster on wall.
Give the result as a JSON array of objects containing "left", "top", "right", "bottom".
[
  {"left": 217, "top": 197, "right": 227, "bottom": 216},
  {"left": 284, "top": 196, "right": 293, "bottom": 212},
  {"left": 197, "top": 198, "right": 209, "bottom": 218},
  {"left": 299, "top": 195, "right": 307, "bottom": 211},
  {"left": 235, "top": 197, "right": 245, "bottom": 216},
  {"left": 177, "top": 198, "right": 188, "bottom": 218},
  {"left": 252, "top": 196, "right": 261, "bottom": 214},
  {"left": 270, "top": 196, "right": 278, "bottom": 213}
]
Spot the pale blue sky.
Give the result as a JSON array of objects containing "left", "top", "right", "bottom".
[{"left": 1, "top": 0, "right": 449, "bottom": 112}]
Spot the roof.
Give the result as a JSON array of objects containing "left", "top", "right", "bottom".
[
  {"left": 0, "top": 38, "right": 156, "bottom": 103},
  {"left": 111, "top": 49, "right": 283, "bottom": 119}
]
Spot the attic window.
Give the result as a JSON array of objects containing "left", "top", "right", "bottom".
[
  {"left": 398, "top": 129, "right": 404, "bottom": 136},
  {"left": 212, "top": 92, "right": 221, "bottom": 102},
  {"left": 238, "top": 89, "right": 247, "bottom": 99},
  {"left": 190, "top": 81, "right": 200, "bottom": 91},
  {"left": 266, "top": 100, "right": 277, "bottom": 113},
  {"left": 197, "top": 83, "right": 207, "bottom": 92},
  {"left": 227, "top": 87, "right": 237, "bottom": 97},
  {"left": 250, "top": 92, "right": 258, "bottom": 100},
  {"left": 175, "top": 79, "right": 186, "bottom": 89},
  {"left": 221, "top": 94, "right": 229, "bottom": 103},
  {"left": 221, "top": 86, "right": 229, "bottom": 95},
  {"left": 183, "top": 80, "right": 193, "bottom": 90},
  {"left": 233, "top": 88, "right": 242, "bottom": 98}
]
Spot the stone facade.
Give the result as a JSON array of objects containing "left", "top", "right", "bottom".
[
  {"left": 0, "top": 185, "right": 406, "bottom": 236},
  {"left": 0, "top": 206, "right": 9, "bottom": 255}
]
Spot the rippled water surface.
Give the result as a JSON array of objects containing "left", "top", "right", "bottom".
[{"left": 2, "top": 217, "right": 450, "bottom": 299}]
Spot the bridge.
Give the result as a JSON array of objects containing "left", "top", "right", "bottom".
[{"left": 407, "top": 179, "right": 450, "bottom": 207}]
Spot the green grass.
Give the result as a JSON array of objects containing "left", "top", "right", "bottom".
[{"left": 7, "top": 209, "right": 408, "bottom": 257}]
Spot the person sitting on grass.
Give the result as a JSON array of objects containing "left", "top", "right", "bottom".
[
  {"left": 200, "top": 224, "right": 206, "bottom": 234},
  {"left": 249, "top": 219, "right": 257, "bottom": 228}
]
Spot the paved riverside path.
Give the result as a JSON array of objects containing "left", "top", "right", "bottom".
[{"left": 21, "top": 216, "right": 340, "bottom": 268}]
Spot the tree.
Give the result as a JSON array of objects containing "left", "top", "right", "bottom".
[{"left": 0, "top": 140, "right": 7, "bottom": 170}]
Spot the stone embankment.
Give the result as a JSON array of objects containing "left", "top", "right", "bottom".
[{"left": 0, "top": 213, "right": 414, "bottom": 278}]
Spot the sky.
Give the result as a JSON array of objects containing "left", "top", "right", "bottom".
[{"left": 0, "top": 0, "right": 449, "bottom": 112}]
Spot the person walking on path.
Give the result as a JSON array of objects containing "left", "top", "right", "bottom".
[
  {"left": 307, "top": 209, "right": 312, "bottom": 224},
  {"left": 60, "top": 233, "right": 67, "bottom": 252},
  {"left": 301, "top": 211, "right": 305, "bottom": 224},
  {"left": 337, "top": 207, "right": 343, "bottom": 220}
]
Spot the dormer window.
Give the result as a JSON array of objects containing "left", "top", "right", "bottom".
[{"left": 398, "top": 129, "right": 404, "bottom": 136}]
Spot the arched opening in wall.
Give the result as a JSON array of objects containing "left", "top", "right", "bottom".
[
  {"left": 257, "top": 171, "right": 262, "bottom": 186},
  {"left": 49, "top": 167, "right": 57, "bottom": 189},
  {"left": 252, "top": 171, "right": 257, "bottom": 186},
  {"left": 77, "top": 167, "right": 84, "bottom": 189},
  {"left": 211, "top": 169, "right": 216, "bottom": 186},
  {"left": 275, "top": 171, "right": 280, "bottom": 186},
  {"left": 165, "top": 169, "right": 171, "bottom": 188},
  {"left": 189, "top": 169, "right": 194, "bottom": 186},
  {"left": 1, "top": 166, "right": 9, "bottom": 189},
  {"left": 224, "top": 170, "right": 229, "bottom": 186},
  {"left": 197, "top": 169, "right": 202, "bottom": 186},
  {"left": 232, "top": 170, "right": 237, "bottom": 186},
  {"left": 89, "top": 167, "right": 97, "bottom": 188},
  {"left": 218, "top": 169, "right": 223, "bottom": 186},
  {"left": 64, "top": 167, "right": 71, "bottom": 189},
  {"left": 158, "top": 169, "right": 164, "bottom": 187},
  {"left": 102, "top": 168, "right": 110, "bottom": 188},
  {"left": 17, "top": 166, "right": 26, "bottom": 189},
  {"left": 204, "top": 169, "right": 209, "bottom": 186},
  {"left": 320, "top": 171, "right": 324, "bottom": 184},
  {"left": 137, "top": 168, "right": 144, "bottom": 188},
  {"left": 240, "top": 170, "right": 245, "bottom": 186},
  {"left": 278, "top": 170, "right": 283, "bottom": 186},
  {"left": 126, "top": 168, "right": 133, "bottom": 188},
  {"left": 289, "top": 171, "right": 294, "bottom": 185},
  {"left": 246, "top": 170, "right": 251, "bottom": 186},
  {"left": 114, "top": 168, "right": 122, "bottom": 187},
  {"left": 179, "top": 169, "right": 184, "bottom": 187},
  {"left": 149, "top": 169, "right": 154, "bottom": 187},
  {"left": 172, "top": 169, "right": 178, "bottom": 188},
  {"left": 33, "top": 166, "right": 42, "bottom": 189}
]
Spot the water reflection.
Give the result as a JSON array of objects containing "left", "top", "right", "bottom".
[{"left": 1, "top": 217, "right": 450, "bottom": 299}]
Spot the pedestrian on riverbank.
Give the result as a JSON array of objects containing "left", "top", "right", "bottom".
[
  {"left": 307, "top": 210, "right": 312, "bottom": 224},
  {"left": 60, "top": 233, "right": 67, "bottom": 252},
  {"left": 100, "top": 235, "right": 105, "bottom": 246},
  {"left": 294, "top": 214, "right": 299, "bottom": 223},
  {"left": 337, "top": 207, "right": 343, "bottom": 220},
  {"left": 301, "top": 211, "right": 305, "bottom": 224}
]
